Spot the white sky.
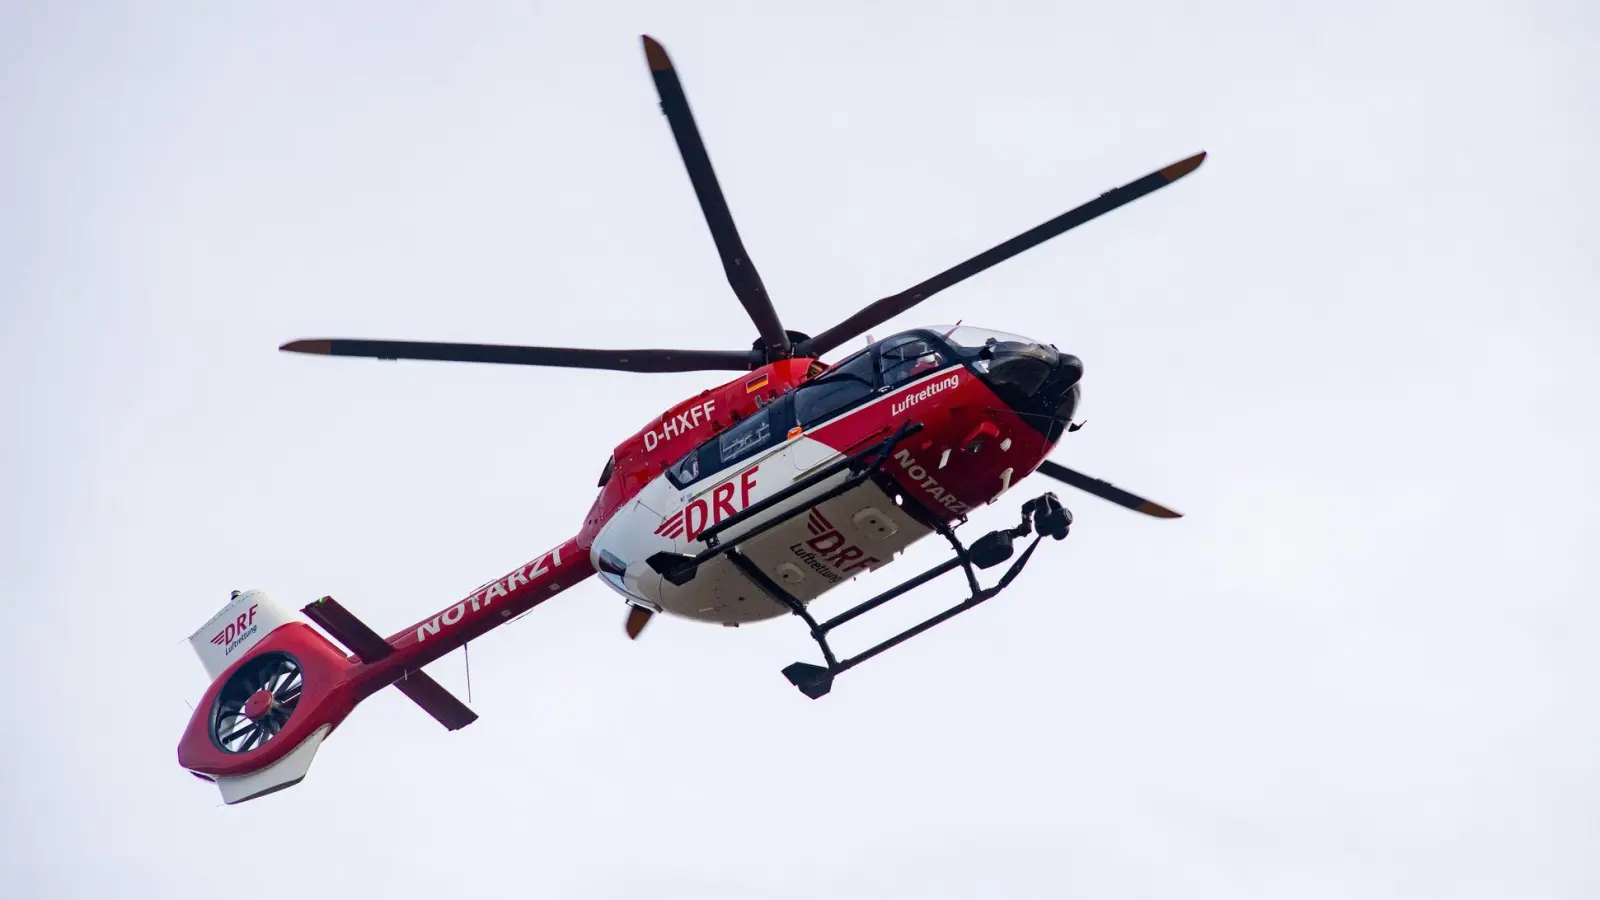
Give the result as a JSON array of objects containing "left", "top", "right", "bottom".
[{"left": 4, "top": 2, "right": 1598, "bottom": 898}]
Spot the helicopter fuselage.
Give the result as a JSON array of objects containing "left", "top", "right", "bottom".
[
  {"left": 580, "top": 325, "right": 1084, "bottom": 624},
  {"left": 176, "top": 32, "right": 1200, "bottom": 806}
]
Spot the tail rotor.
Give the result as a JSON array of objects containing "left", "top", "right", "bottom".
[{"left": 211, "top": 653, "right": 305, "bottom": 754}]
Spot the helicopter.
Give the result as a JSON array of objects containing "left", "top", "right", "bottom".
[{"left": 176, "top": 34, "right": 1204, "bottom": 805}]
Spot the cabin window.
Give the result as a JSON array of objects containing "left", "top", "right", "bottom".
[
  {"left": 716, "top": 407, "right": 773, "bottom": 466},
  {"left": 663, "top": 397, "right": 794, "bottom": 489}
]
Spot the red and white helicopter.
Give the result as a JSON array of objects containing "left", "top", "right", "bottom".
[{"left": 177, "top": 35, "right": 1204, "bottom": 804}]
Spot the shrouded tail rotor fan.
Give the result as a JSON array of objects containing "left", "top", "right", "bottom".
[{"left": 211, "top": 653, "right": 304, "bottom": 754}]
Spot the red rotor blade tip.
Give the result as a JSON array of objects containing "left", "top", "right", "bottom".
[
  {"left": 1135, "top": 501, "right": 1183, "bottom": 519},
  {"left": 1160, "top": 151, "right": 1207, "bottom": 182},
  {"left": 625, "top": 605, "right": 653, "bottom": 640},
  {"left": 641, "top": 35, "right": 671, "bottom": 71},
  {"left": 280, "top": 340, "right": 331, "bottom": 355}
]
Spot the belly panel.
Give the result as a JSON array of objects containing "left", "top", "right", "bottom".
[{"left": 590, "top": 436, "right": 934, "bottom": 624}]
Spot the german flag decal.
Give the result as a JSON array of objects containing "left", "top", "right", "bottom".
[{"left": 745, "top": 373, "right": 770, "bottom": 393}]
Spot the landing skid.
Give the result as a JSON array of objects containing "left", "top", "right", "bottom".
[
  {"left": 645, "top": 424, "right": 1072, "bottom": 698},
  {"left": 766, "top": 492, "right": 1071, "bottom": 698}
]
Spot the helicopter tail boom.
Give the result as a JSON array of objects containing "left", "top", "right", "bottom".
[{"left": 175, "top": 538, "right": 593, "bottom": 804}]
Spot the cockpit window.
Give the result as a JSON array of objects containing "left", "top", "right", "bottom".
[
  {"left": 597, "top": 456, "right": 615, "bottom": 488},
  {"left": 878, "top": 332, "right": 948, "bottom": 387},
  {"left": 933, "top": 325, "right": 1045, "bottom": 357}
]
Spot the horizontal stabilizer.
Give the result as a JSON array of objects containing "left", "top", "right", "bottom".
[
  {"left": 300, "top": 595, "right": 477, "bottom": 731},
  {"left": 393, "top": 671, "right": 479, "bottom": 730},
  {"left": 302, "top": 596, "right": 393, "bottom": 662}
]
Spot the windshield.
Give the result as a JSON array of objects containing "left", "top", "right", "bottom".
[{"left": 931, "top": 325, "right": 1046, "bottom": 354}]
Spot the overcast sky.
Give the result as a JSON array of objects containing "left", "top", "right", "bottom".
[{"left": 3, "top": 2, "right": 1597, "bottom": 898}]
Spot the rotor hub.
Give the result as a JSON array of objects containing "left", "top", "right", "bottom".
[
  {"left": 242, "top": 689, "right": 274, "bottom": 720},
  {"left": 751, "top": 330, "right": 813, "bottom": 360}
]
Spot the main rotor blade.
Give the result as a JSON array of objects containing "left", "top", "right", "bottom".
[
  {"left": 797, "top": 152, "right": 1207, "bottom": 359},
  {"left": 280, "top": 339, "right": 760, "bottom": 373},
  {"left": 1034, "top": 460, "right": 1182, "bottom": 519},
  {"left": 642, "top": 35, "right": 790, "bottom": 361}
]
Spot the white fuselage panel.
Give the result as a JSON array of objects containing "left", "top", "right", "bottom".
[{"left": 590, "top": 435, "right": 934, "bottom": 623}]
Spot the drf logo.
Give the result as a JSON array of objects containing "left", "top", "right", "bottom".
[
  {"left": 210, "top": 604, "right": 259, "bottom": 656},
  {"left": 656, "top": 465, "right": 760, "bottom": 542},
  {"left": 786, "top": 508, "right": 882, "bottom": 584}
]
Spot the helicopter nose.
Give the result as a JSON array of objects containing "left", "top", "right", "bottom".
[
  {"left": 1038, "top": 353, "right": 1084, "bottom": 426},
  {"left": 1054, "top": 353, "right": 1084, "bottom": 388}
]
